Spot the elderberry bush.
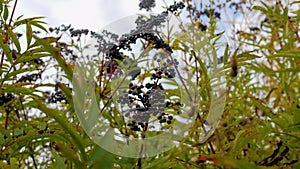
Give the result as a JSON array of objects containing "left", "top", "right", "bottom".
[
  {"left": 94, "top": 2, "right": 186, "bottom": 133},
  {"left": 64, "top": 1, "right": 188, "bottom": 138}
]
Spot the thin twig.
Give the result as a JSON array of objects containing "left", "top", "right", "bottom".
[
  {"left": 29, "top": 146, "right": 38, "bottom": 169},
  {"left": 169, "top": 53, "right": 193, "bottom": 101},
  {"left": 137, "top": 158, "right": 142, "bottom": 169}
]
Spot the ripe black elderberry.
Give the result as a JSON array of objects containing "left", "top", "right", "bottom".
[
  {"left": 17, "top": 73, "right": 41, "bottom": 83},
  {"left": 0, "top": 93, "right": 15, "bottom": 106}
]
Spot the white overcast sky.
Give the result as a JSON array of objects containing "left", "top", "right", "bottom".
[
  {"left": 14, "top": 0, "right": 257, "bottom": 36},
  {"left": 15, "top": 0, "right": 166, "bottom": 31},
  {"left": 14, "top": 0, "right": 283, "bottom": 52}
]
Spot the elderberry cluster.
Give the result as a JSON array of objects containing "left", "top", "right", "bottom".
[
  {"left": 116, "top": 60, "right": 185, "bottom": 131},
  {"left": 117, "top": 80, "right": 167, "bottom": 131},
  {"left": 49, "top": 24, "right": 72, "bottom": 34},
  {"left": 157, "top": 112, "right": 173, "bottom": 124},
  {"left": 110, "top": 32, "right": 172, "bottom": 58},
  {"left": 102, "top": 1, "right": 186, "bottom": 75},
  {"left": 49, "top": 24, "right": 89, "bottom": 38},
  {"left": 17, "top": 73, "right": 41, "bottom": 83},
  {"left": 47, "top": 91, "right": 66, "bottom": 103},
  {"left": 139, "top": 0, "right": 156, "bottom": 11},
  {"left": 153, "top": 54, "right": 179, "bottom": 78},
  {"left": 0, "top": 93, "right": 15, "bottom": 106},
  {"left": 134, "top": 14, "right": 168, "bottom": 33},
  {"left": 46, "top": 84, "right": 70, "bottom": 104},
  {"left": 166, "top": 1, "right": 185, "bottom": 14},
  {"left": 90, "top": 30, "right": 118, "bottom": 54},
  {"left": 127, "top": 121, "right": 147, "bottom": 131},
  {"left": 69, "top": 29, "right": 89, "bottom": 37},
  {"left": 104, "top": 32, "right": 172, "bottom": 75},
  {"left": 136, "top": 1, "right": 185, "bottom": 33}
]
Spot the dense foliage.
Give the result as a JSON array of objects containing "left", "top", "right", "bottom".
[{"left": 0, "top": 0, "right": 299, "bottom": 168}]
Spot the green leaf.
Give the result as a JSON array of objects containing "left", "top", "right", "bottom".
[
  {"left": 13, "top": 16, "right": 48, "bottom": 33},
  {"left": 9, "top": 158, "right": 18, "bottom": 169},
  {"left": 15, "top": 15, "right": 24, "bottom": 22},
  {"left": 55, "top": 142, "right": 85, "bottom": 169},
  {"left": 291, "top": 1, "right": 300, "bottom": 4},
  {"left": 29, "top": 18, "right": 48, "bottom": 32},
  {"left": 26, "top": 19, "right": 33, "bottom": 46},
  {"left": 293, "top": 105, "right": 300, "bottom": 125},
  {"left": 52, "top": 151, "right": 67, "bottom": 169},
  {"left": 230, "top": 130, "right": 248, "bottom": 157},
  {"left": 258, "top": 122, "right": 272, "bottom": 141},
  {"left": 0, "top": 36, "right": 12, "bottom": 62},
  {"left": 292, "top": 162, "right": 300, "bottom": 169},
  {"left": 287, "top": 136, "right": 300, "bottom": 147},
  {"left": 13, "top": 128, "right": 23, "bottom": 136},
  {"left": 3, "top": 5, "right": 9, "bottom": 21},
  {"left": 13, "top": 18, "right": 27, "bottom": 27},
  {"left": 1, "top": 85, "right": 37, "bottom": 95},
  {"left": 219, "top": 157, "right": 263, "bottom": 169},
  {"left": 31, "top": 20, "right": 48, "bottom": 33},
  {"left": 223, "top": 44, "right": 229, "bottom": 64},
  {"left": 143, "top": 155, "right": 172, "bottom": 169},
  {"left": 7, "top": 27, "right": 21, "bottom": 52},
  {"left": 38, "top": 122, "right": 47, "bottom": 131},
  {"left": 236, "top": 52, "right": 261, "bottom": 61},
  {"left": 6, "top": 67, "right": 34, "bottom": 79},
  {"left": 268, "top": 50, "right": 300, "bottom": 59},
  {"left": 275, "top": 68, "right": 300, "bottom": 73},
  {"left": 15, "top": 53, "right": 49, "bottom": 64},
  {"left": 0, "top": 3, "right": 3, "bottom": 15},
  {"left": 0, "top": 134, "right": 5, "bottom": 146},
  {"left": 90, "top": 146, "right": 114, "bottom": 169}
]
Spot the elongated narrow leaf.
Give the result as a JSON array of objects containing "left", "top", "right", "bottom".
[
  {"left": 1, "top": 85, "right": 37, "bottom": 96},
  {"left": 15, "top": 54, "right": 49, "bottom": 64},
  {"left": 9, "top": 158, "right": 18, "bottom": 169},
  {"left": 26, "top": 19, "right": 33, "bottom": 46},
  {"left": 268, "top": 50, "right": 300, "bottom": 59},
  {"left": 55, "top": 142, "right": 85, "bottom": 169},
  {"left": 6, "top": 67, "right": 35, "bottom": 79},
  {"left": 0, "top": 36, "right": 12, "bottom": 62},
  {"left": 7, "top": 27, "right": 21, "bottom": 52},
  {"left": 52, "top": 151, "right": 66, "bottom": 169},
  {"left": 90, "top": 146, "right": 114, "bottom": 169},
  {"left": 3, "top": 5, "right": 9, "bottom": 21}
]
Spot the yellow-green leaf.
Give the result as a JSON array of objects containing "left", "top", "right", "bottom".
[
  {"left": 3, "top": 5, "right": 9, "bottom": 21},
  {"left": 7, "top": 27, "right": 21, "bottom": 52},
  {"left": 26, "top": 20, "right": 33, "bottom": 46}
]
